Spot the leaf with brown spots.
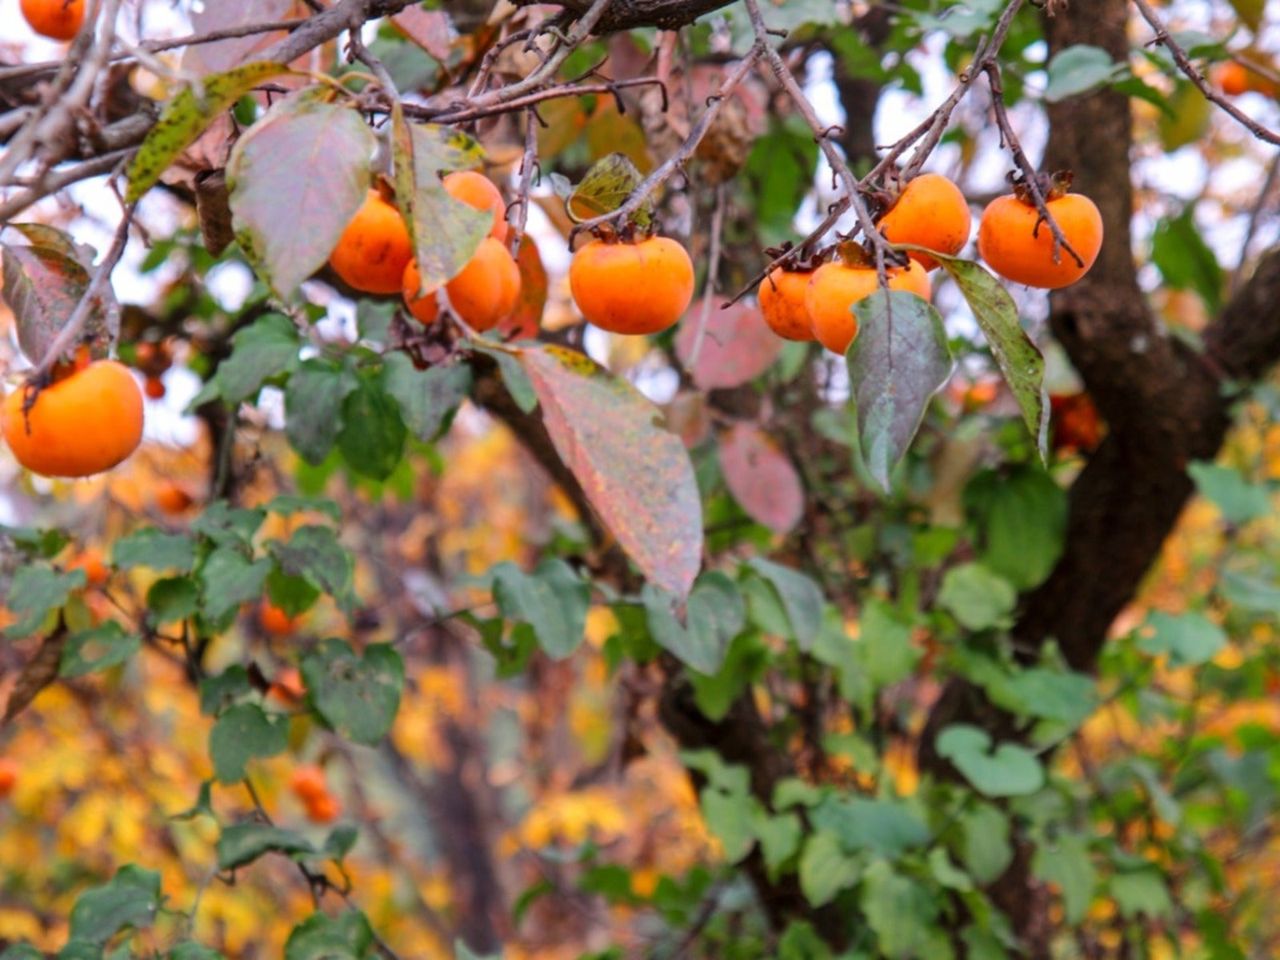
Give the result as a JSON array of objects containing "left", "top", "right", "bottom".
[
  {"left": 718, "top": 423, "right": 804, "bottom": 535},
  {"left": 519, "top": 345, "right": 702, "bottom": 599},
  {"left": 498, "top": 235, "right": 548, "bottom": 341},
  {"left": 1, "top": 242, "right": 118, "bottom": 364}
]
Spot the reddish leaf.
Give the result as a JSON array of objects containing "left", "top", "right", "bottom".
[
  {"left": 520, "top": 345, "right": 703, "bottom": 599},
  {"left": 499, "top": 235, "right": 547, "bottom": 341},
  {"left": 675, "top": 300, "right": 782, "bottom": 391},
  {"left": 181, "top": 0, "right": 295, "bottom": 75},
  {"left": 666, "top": 391, "right": 711, "bottom": 448},
  {"left": 227, "top": 90, "right": 375, "bottom": 297},
  {"left": 1, "top": 243, "right": 118, "bottom": 365},
  {"left": 718, "top": 423, "right": 804, "bottom": 535},
  {"left": 391, "top": 7, "right": 454, "bottom": 61}
]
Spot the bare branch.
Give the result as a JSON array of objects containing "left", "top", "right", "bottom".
[{"left": 1131, "top": 0, "right": 1280, "bottom": 146}]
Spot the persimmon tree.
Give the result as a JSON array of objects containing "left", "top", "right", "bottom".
[{"left": 2, "top": 0, "right": 1280, "bottom": 957}]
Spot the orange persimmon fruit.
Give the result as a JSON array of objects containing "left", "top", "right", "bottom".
[
  {"left": 305, "top": 791, "right": 341, "bottom": 824},
  {"left": 259, "top": 600, "right": 300, "bottom": 636},
  {"left": 20, "top": 0, "right": 85, "bottom": 40},
  {"left": 804, "top": 259, "right": 931, "bottom": 355},
  {"left": 569, "top": 236, "right": 695, "bottom": 335},
  {"left": 759, "top": 268, "right": 816, "bottom": 342},
  {"left": 328, "top": 189, "right": 413, "bottom": 295},
  {"left": 290, "top": 765, "right": 328, "bottom": 803},
  {"left": 0, "top": 758, "right": 16, "bottom": 799},
  {"left": 2, "top": 360, "right": 144, "bottom": 478},
  {"left": 877, "top": 172, "right": 972, "bottom": 270},
  {"left": 978, "top": 188, "right": 1103, "bottom": 289},
  {"left": 403, "top": 238, "right": 521, "bottom": 332},
  {"left": 68, "top": 546, "right": 110, "bottom": 586}
]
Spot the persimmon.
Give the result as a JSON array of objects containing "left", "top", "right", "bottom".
[
  {"left": 404, "top": 239, "right": 521, "bottom": 333},
  {"left": 1050, "top": 392, "right": 1102, "bottom": 454},
  {"left": 569, "top": 236, "right": 695, "bottom": 335},
  {"left": 804, "top": 260, "right": 931, "bottom": 355},
  {"left": 876, "top": 173, "right": 972, "bottom": 270},
  {"left": 68, "top": 546, "right": 110, "bottom": 586},
  {"left": 268, "top": 666, "right": 305, "bottom": 705},
  {"left": 2, "top": 360, "right": 144, "bottom": 478},
  {"left": 0, "top": 758, "right": 16, "bottom": 799},
  {"left": 259, "top": 600, "right": 300, "bottom": 636},
  {"left": 977, "top": 185, "right": 1103, "bottom": 289},
  {"left": 444, "top": 170, "right": 509, "bottom": 243},
  {"left": 1215, "top": 61, "right": 1250, "bottom": 96},
  {"left": 20, "top": 0, "right": 85, "bottom": 40},
  {"left": 290, "top": 765, "right": 328, "bottom": 803},
  {"left": 144, "top": 376, "right": 166, "bottom": 400},
  {"left": 305, "top": 791, "right": 341, "bottom": 824},
  {"left": 328, "top": 189, "right": 413, "bottom": 295},
  {"left": 758, "top": 268, "right": 815, "bottom": 341},
  {"left": 154, "top": 482, "right": 193, "bottom": 515}
]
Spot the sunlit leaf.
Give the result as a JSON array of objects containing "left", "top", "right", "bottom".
[
  {"left": 391, "top": 108, "right": 490, "bottom": 291},
  {"left": 520, "top": 345, "right": 702, "bottom": 598},
  {"left": 568, "top": 152, "right": 651, "bottom": 226},
  {"left": 1044, "top": 45, "right": 1122, "bottom": 101},
  {"left": 228, "top": 91, "right": 375, "bottom": 297},
  {"left": 127, "top": 62, "right": 292, "bottom": 202}
]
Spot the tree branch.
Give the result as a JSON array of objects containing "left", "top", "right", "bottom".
[{"left": 511, "top": 0, "right": 737, "bottom": 33}]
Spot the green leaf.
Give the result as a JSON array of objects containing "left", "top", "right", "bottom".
[
  {"left": 199, "top": 666, "right": 252, "bottom": 717},
  {"left": 520, "top": 345, "right": 702, "bottom": 599},
  {"left": 286, "top": 359, "right": 359, "bottom": 464},
  {"left": 936, "top": 724, "right": 1045, "bottom": 797},
  {"left": 68, "top": 865, "right": 161, "bottom": 944},
  {"left": 1111, "top": 867, "right": 1173, "bottom": 919},
  {"left": 568, "top": 152, "right": 652, "bottom": 227},
  {"left": 1152, "top": 209, "right": 1223, "bottom": 312},
  {"left": 1228, "top": 0, "right": 1264, "bottom": 31},
  {"left": 168, "top": 944, "right": 226, "bottom": 960},
  {"left": 861, "top": 859, "right": 940, "bottom": 958},
  {"left": 337, "top": 376, "right": 407, "bottom": 480},
  {"left": 54, "top": 941, "right": 99, "bottom": 960},
  {"left": 269, "top": 525, "right": 356, "bottom": 612},
  {"left": 112, "top": 529, "right": 196, "bottom": 573},
  {"left": 1158, "top": 80, "right": 1212, "bottom": 150},
  {"left": 989, "top": 667, "right": 1098, "bottom": 729},
  {"left": 0, "top": 523, "right": 70, "bottom": 559},
  {"left": 755, "top": 811, "right": 803, "bottom": 877},
  {"left": 1137, "top": 611, "right": 1226, "bottom": 667},
  {"left": 199, "top": 548, "right": 272, "bottom": 620},
  {"left": 643, "top": 572, "right": 746, "bottom": 674},
  {"left": 172, "top": 780, "right": 215, "bottom": 821},
  {"left": 745, "top": 558, "right": 823, "bottom": 650},
  {"left": 1188, "top": 461, "right": 1268, "bottom": 524},
  {"left": 809, "top": 796, "right": 929, "bottom": 857},
  {"left": 146, "top": 576, "right": 200, "bottom": 625},
  {"left": 228, "top": 92, "right": 375, "bottom": 297},
  {"left": 0, "top": 946, "right": 45, "bottom": 960},
  {"left": 211, "top": 313, "right": 300, "bottom": 404},
  {"left": 928, "top": 847, "right": 974, "bottom": 891},
  {"left": 965, "top": 467, "right": 1066, "bottom": 590},
  {"left": 284, "top": 910, "right": 375, "bottom": 960},
  {"left": 936, "top": 258, "right": 1048, "bottom": 457},
  {"left": 391, "top": 109, "right": 490, "bottom": 291},
  {"left": 60, "top": 622, "right": 140, "bottom": 678},
  {"left": 473, "top": 342, "right": 537, "bottom": 413},
  {"left": 700, "top": 788, "right": 756, "bottom": 863},
  {"left": 191, "top": 502, "right": 265, "bottom": 547},
  {"left": 959, "top": 802, "right": 1013, "bottom": 884},
  {"left": 860, "top": 597, "right": 918, "bottom": 688},
  {"left": 127, "top": 62, "right": 291, "bottom": 202},
  {"left": 798, "top": 831, "right": 860, "bottom": 907},
  {"left": 217, "top": 823, "right": 315, "bottom": 871},
  {"left": 492, "top": 559, "right": 589, "bottom": 660},
  {"left": 209, "top": 703, "right": 289, "bottom": 782},
  {"left": 1221, "top": 569, "right": 1280, "bottom": 612},
  {"left": 1032, "top": 833, "right": 1095, "bottom": 923},
  {"left": 4, "top": 565, "right": 84, "bottom": 637},
  {"left": 847, "top": 290, "right": 953, "bottom": 491},
  {"left": 938, "top": 563, "right": 1016, "bottom": 631},
  {"left": 266, "top": 494, "right": 342, "bottom": 521},
  {"left": 1044, "top": 45, "right": 1122, "bottom": 101},
  {"left": 323, "top": 825, "right": 359, "bottom": 860},
  {"left": 382, "top": 354, "right": 472, "bottom": 442},
  {"left": 301, "top": 639, "right": 404, "bottom": 745}
]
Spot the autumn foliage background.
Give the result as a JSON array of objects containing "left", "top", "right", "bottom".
[{"left": 2, "top": 0, "right": 1280, "bottom": 958}]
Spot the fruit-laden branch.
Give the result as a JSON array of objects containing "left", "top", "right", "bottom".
[{"left": 511, "top": 0, "right": 737, "bottom": 33}]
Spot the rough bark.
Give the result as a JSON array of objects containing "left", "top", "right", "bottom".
[{"left": 513, "top": 0, "right": 736, "bottom": 33}]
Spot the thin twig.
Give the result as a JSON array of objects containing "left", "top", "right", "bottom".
[
  {"left": 0, "top": 150, "right": 131, "bottom": 222},
  {"left": 408, "top": 76, "right": 665, "bottom": 125},
  {"left": 510, "top": 109, "right": 540, "bottom": 256},
  {"left": 1131, "top": 0, "right": 1280, "bottom": 146},
  {"left": 1234, "top": 151, "right": 1280, "bottom": 293},
  {"left": 570, "top": 45, "right": 763, "bottom": 240},
  {"left": 687, "top": 182, "right": 727, "bottom": 370},
  {"left": 984, "top": 62, "right": 1084, "bottom": 267}
]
